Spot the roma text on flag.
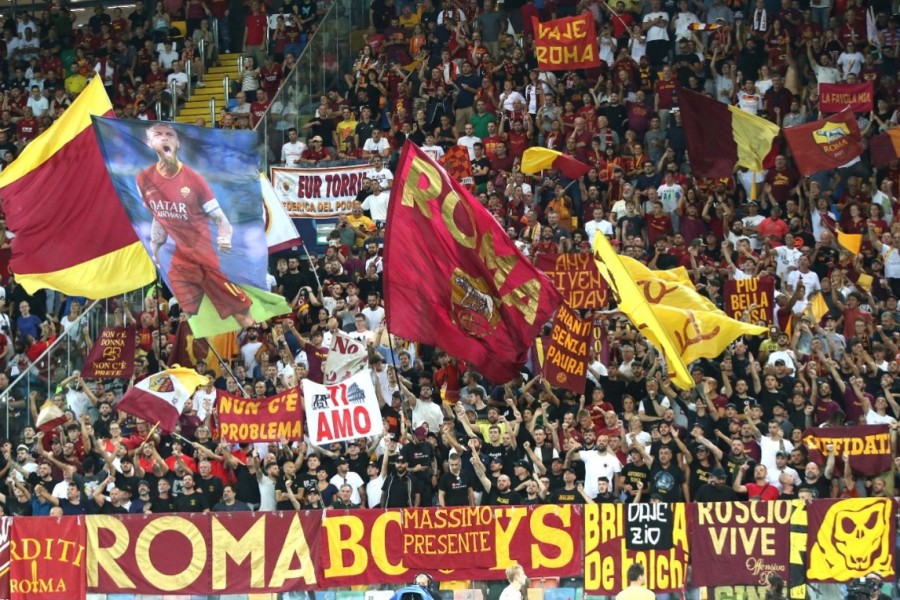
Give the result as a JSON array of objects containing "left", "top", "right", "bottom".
[
  {"left": 783, "top": 111, "right": 863, "bottom": 176},
  {"left": 532, "top": 12, "right": 600, "bottom": 71}
]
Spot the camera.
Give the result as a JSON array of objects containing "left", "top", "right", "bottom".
[{"left": 846, "top": 576, "right": 880, "bottom": 600}]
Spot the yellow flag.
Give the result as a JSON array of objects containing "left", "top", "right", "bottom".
[
  {"left": 837, "top": 231, "right": 862, "bottom": 254},
  {"left": 619, "top": 255, "right": 694, "bottom": 286},
  {"left": 619, "top": 256, "right": 719, "bottom": 312},
  {"left": 806, "top": 292, "right": 830, "bottom": 322},
  {"left": 521, "top": 147, "right": 562, "bottom": 174}
]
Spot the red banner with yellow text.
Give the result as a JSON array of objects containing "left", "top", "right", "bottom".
[
  {"left": 10, "top": 516, "right": 85, "bottom": 600},
  {"left": 819, "top": 82, "right": 874, "bottom": 113},
  {"left": 80, "top": 326, "right": 135, "bottom": 379},
  {"left": 723, "top": 278, "right": 774, "bottom": 324},
  {"left": 802, "top": 425, "right": 893, "bottom": 477},
  {"left": 86, "top": 512, "right": 320, "bottom": 595},
  {"left": 542, "top": 303, "right": 591, "bottom": 393},
  {"left": 535, "top": 253, "right": 608, "bottom": 309},
  {"left": 584, "top": 502, "right": 689, "bottom": 594},
  {"left": 217, "top": 389, "right": 304, "bottom": 443},
  {"left": 690, "top": 501, "right": 792, "bottom": 587},
  {"left": 532, "top": 13, "right": 601, "bottom": 71},
  {"left": 319, "top": 505, "right": 582, "bottom": 585}
]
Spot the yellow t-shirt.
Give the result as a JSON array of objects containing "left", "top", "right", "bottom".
[{"left": 335, "top": 118, "right": 358, "bottom": 152}]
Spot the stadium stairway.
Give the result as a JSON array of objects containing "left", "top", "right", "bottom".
[{"left": 175, "top": 53, "right": 242, "bottom": 126}]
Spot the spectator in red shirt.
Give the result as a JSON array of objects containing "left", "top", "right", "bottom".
[{"left": 243, "top": 0, "right": 268, "bottom": 67}]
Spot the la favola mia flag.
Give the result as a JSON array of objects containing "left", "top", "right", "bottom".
[
  {"left": 818, "top": 82, "right": 874, "bottom": 113},
  {"left": 532, "top": 12, "right": 600, "bottom": 71},
  {"left": 782, "top": 111, "right": 863, "bottom": 176},
  {"left": 80, "top": 326, "right": 136, "bottom": 379},
  {"left": 116, "top": 367, "right": 210, "bottom": 432},
  {"left": 0, "top": 77, "right": 155, "bottom": 297},
  {"left": 384, "top": 140, "right": 562, "bottom": 383},
  {"left": 679, "top": 87, "right": 779, "bottom": 178},
  {"left": 91, "top": 118, "right": 290, "bottom": 337},
  {"left": 302, "top": 368, "right": 383, "bottom": 444}
]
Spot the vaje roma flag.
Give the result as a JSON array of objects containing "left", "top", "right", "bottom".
[
  {"left": 0, "top": 77, "right": 155, "bottom": 296},
  {"left": 783, "top": 112, "right": 863, "bottom": 176},
  {"left": 679, "top": 88, "right": 779, "bottom": 178},
  {"left": 384, "top": 141, "right": 562, "bottom": 383},
  {"left": 532, "top": 12, "right": 600, "bottom": 71},
  {"left": 116, "top": 367, "right": 210, "bottom": 432}
]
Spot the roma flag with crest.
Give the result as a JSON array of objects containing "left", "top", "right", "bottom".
[{"left": 783, "top": 111, "right": 863, "bottom": 176}]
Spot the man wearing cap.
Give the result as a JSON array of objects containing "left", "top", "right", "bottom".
[
  {"left": 381, "top": 455, "right": 420, "bottom": 508},
  {"left": 473, "top": 456, "right": 522, "bottom": 505},
  {"left": 766, "top": 450, "right": 801, "bottom": 491},
  {"left": 695, "top": 466, "right": 739, "bottom": 502},
  {"left": 330, "top": 457, "right": 366, "bottom": 507},
  {"left": 547, "top": 466, "right": 592, "bottom": 504},
  {"left": 130, "top": 480, "right": 153, "bottom": 513},
  {"left": 299, "top": 136, "right": 333, "bottom": 164}
]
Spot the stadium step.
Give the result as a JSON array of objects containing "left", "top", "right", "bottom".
[{"left": 177, "top": 54, "right": 242, "bottom": 127}]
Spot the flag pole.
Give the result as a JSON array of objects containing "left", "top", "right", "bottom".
[
  {"left": 299, "top": 241, "right": 323, "bottom": 291},
  {"left": 208, "top": 343, "right": 249, "bottom": 398}
]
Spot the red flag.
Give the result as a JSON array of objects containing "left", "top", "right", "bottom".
[
  {"left": 818, "top": 82, "right": 874, "bottom": 113},
  {"left": 869, "top": 129, "right": 900, "bottom": 166},
  {"left": 10, "top": 516, "right": 85, "bottom": 599},
  {"left": 542, "top": 303, "right": 590, "bottom": 393},
  {"left": 532, "top": 12, "right": 601, "bottom": 71},
  {"left": 384, "top": 141, "right": 562, "bottom": 383},
  {"left": 783, "top": 112, "right": 863, "bottom": 176},
  {"left": 439, "top": 145, "right": 475, "bottom": 192},
  {"left": 81, "top": 326, "right": 135, "bottom": 379}
]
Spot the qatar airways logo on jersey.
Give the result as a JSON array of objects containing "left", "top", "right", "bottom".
[{"left": 148, "top": 199, "right": 190, "bottom": 221}]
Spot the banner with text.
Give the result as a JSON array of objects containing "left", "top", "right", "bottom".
[
  {"left": 690, "top": 501, "right": 792, "bottom": 587},
  {"left": 10, "top": 516, "right": 85, "bottom": 600},
  {"left": 532, "top": 13, "right": 601, "bottom": 71},
  {"left": 802, "top": 425, "right": 893, "bottom": 477},
  {"left": 819, "top": 82, "right": 874, "bottom": 113},
  {"left": 87, "top": 513, "right": 320, "bottom": 594},
  {"left": 806, "top": 498, "right": 896, "bottom": 582},
  {"left": 81, "top": 327, "right": 135, "bottom": 379},
  {"left": 723, "top": 278, "right": 774, "bottom": 324},
  {"left": 535, "top": 253, "right": 608, "bottom": 309},
  {"left": 302, "top": 369, "right": 383, "bottom": 444},
  {"left": 271, "top": 164, "right": 370, "bottom": 218},
  {"left": 319, "top": 505, "right": 582, "bottom": 586},
  {"left": 584, "top": 502, "right": 689, "bottom": 594},
  {"left": 323, "top": 330, "right": 369, "bottom": 385},
  {"left": 542, "top": 303, "right": 591, "bottom": 393},
  {"left": 217, "top": 389, "right": 303, "bottom": 443}
]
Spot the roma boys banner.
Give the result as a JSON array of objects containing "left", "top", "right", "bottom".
[
  {"left": 532, "top": 13, "right": 600, "bottom": 71},
  {"left": 819, "top": 82, "right": 874, "bottom": 113},
  {"left": 91, "top": 119, "right": 290, "bottom": 337},
  {"left": 535, "top": 253, "right": 608, "bottom": 309},
  {"left": 320, "top": 505, "right": 582, "bottom": 585},
  {"left": 10, "top": 516, "right": 84, "bottom": 600},
  {"left": 217, "top": 389, "right": 303, "bottom": 443},
  {"left": 80, "top": 326, "right": 135, "bottom": 379},
  {"left": 802, "top": 425, "right": 893, "bottom": 477},
  {"left": 302, "top": 369, "right": 383, "bottom": 444},
  {"left": 271, "top": 163, "right": 370, "bottom": 217},
  {"left": 543, "top": 303, "right": 591, "bottom": 393},
  {"left": 723, "top": 278, "right": 774, "bottom": 323},
  {"left": 806, "top": 498, "right": 896, "bottom": 582},
  {"left": 87, "top": 513, "right": 320, "bottom": 594},
  {"left": 690, "top": 501, "right": 792, "bottom": 586},
  {"left": 584, "top": 503, "right": 689, "bottom": 594}
]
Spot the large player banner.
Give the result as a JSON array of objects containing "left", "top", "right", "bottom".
[{"left": 91, "top": 119, "right": 290, "bottom": 337}]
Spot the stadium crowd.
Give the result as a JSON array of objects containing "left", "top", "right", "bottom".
[{"left": 0, "top": 0, "right": 897, "bottom": 520}]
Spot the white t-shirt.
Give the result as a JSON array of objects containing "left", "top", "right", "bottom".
[
  {"left": 366, "top": 166, "right": 393, "bottom": 189},
  {"left": 580, "top": 450, "right": 622, "bottom": 499},
  {"left": 420, "top": 144, "right": 444, "bottom": 161},
  {"left": 737, "top": 91, "right": 762, "bottom": 114},
  {"left": 361, "top": 190, "right": 390, "bottom": 222},
  {"left": 867, "top": 410, "right": 897, "bottom": 425},
  {"left": 330, "top": 471, "right": 365, "bottom": 504},
  {"left": 643, "top": 12, "right": 670, "bottom": 41},
  {"left": 881, "top": 245, "right": 900, "bottom": 279},
  {"left": 411, "top": 398, "right": 444, "bottom": 432},
  {"left": 363, "top": 137, "right": 390, "bottom": 155},
  {"left": 281, "top": 140, "right": 307, "bottom": 165},
  {"left": 366, "top": 474, "right": 385, "bottom": 508},
  {"left": 786, "top": 269, "right": 821, "bottom": 300},
  {"left": 773, "top": 245, "right": 802, "bottom": 280}
]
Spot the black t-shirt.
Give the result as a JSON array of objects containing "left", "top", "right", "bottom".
[
  {"left": 174, "top": 491, "right": 208, "bottom": 513},
  {"left": 694, "top": 483, "right": 739, "bottom": 502},
  {"left": 803, "top": 474, "right": 833, "bottom": 500},
  {"left": 485, "top": 488, "right": 522, "bottom": 506},
  {"left": 277, "top": 270, "right": 304, "bottom": 302},
  {"left": 438, "top": 471, "right": 473, "bottom": 506},
  {"left": 275, "top": 475, "right": 304, "bottom": 510},
  {"left": 232, "top": 462, "right": 261, "bottom": 505},
  {"left": 382, "top": 473, "right": 421, "bottom": 507},
  {"left": 197, "top": 475, "right": 224, "bottom": 508},
  {"left": 94, "top": 499, "right": 128, "bottom": 514},
  {"left": 151, "top": 494, "right": 177, "bottom": 513},
  {"left": 547, "top": 486, "right": 585, "bottom": 504},
  {"left": 472, "top": 157, "right": 491, "bottom": 186},
  {"left": 689, "top": 458, "right": 718, "bottom": 497},
  {"left": 619, "top": 462, "right": 650, "bottom": 503},
  {"left": 649, "top": 463, "right": 684, "bottom": 502}
]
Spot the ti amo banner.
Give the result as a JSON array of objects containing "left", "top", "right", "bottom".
[
  {"left": 819, "top": 82, "right": 874, "bottom": 113},
  {"left": 217, "top": 389, "right": 303, "bottom": 443},
  {"left": 802, "top": 425, "right": 892, "bottom": 477},
  {"left": 723, "top": 278, "right": 774, "bottom": 324},
  {"left": 690, "top": 501, "right": 792, "bottom": 586},
  {"left": 542, "top": 303, "right": 591, "bottom": 393},
  {"left": 80, "top": 326, "right": 135, "bottom": 379},
  {"left": 10, "top": 516, "right": 85, "bottom": 600},
  {"left": 534, "top": 253, "right": 608, "bottom": 309},
  {"left": 531, "top": 12, "right": 600, "bottom": 71},
  {"left": 271, "top": 163, "right": 370, "bottom": 217},
  {"left": 302, "top": 369, "right": 383, "bottom": 444},
  {"left": 584, "top": 503, "right": 688, "bottom": 594},
  {"left": 87, "top": 513, "right": 320, "bottom": 594},
  {"left": 319, "top": 505, "right": 582, "bottom": 585},
  {"left": 806, "top": 498, "right": 896, "bottom": 582}
]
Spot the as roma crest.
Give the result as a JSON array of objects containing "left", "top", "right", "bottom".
[{"left": 449, "top": 268, "right": 500, "bottom": 338}]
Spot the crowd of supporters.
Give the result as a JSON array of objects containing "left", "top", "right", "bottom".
[{"left": 0, "top": 0, "right": 898, "bottom": 521}]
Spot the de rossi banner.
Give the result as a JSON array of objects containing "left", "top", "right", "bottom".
[
  {"left": 531, "top": 13, "right": 600, "bottom": 71},
  {"left": 302, "top": 369, "right": 383, "bottom": 444},
  {"left": 81, "top": 327, "right": 135, "bottom": 379},
  {"left": 534, "top": 253, "right": 608, "bottom": 309},
  {"left": 271, "top": 164, "right": 370, "bottom": 217},
  {"left": 819, "top": 82, "right": 874, "bottom": 114},
  {"left": 690, "top": 501, "right": 792, "bottom": 587},
  {"left": 217, "top": 389, "right": 303, "bottom": 443},
  {"left": 723, "top": 278, "right": 775, "bottom": 323}
]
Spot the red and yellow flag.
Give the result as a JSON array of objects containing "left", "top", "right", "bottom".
[
  {"left": 0, "top": 77, "right": 154, "bottom": 296},
  {"left": 532, "top": 12, "right": 601, "bottom": 71},
  {"left": 384, "top": 141, "right": 562, "bottom": 383}
]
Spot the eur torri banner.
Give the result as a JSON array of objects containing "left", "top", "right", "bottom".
[
  {"left": 532, "top": 13, "right": 600, "bottom": 71},
  {"left": 818, "top": 82, "right": 874, "bottom": 113},
  {"left": 80, "top": 326, "right": 135, "bottom": 379},
  {"left": 91, "top": 119, "right": 290, "bottom": 337},
  {"left": 723, "top": 278, "right": 774, "bottom": 323},
  {"left": 217, "top": 389, "right": 303, "bottom": 443},
  {"left": 542, "top": 303, "right": 591, "bottom": 393},
  {"left": 534, "top": 253, "right": 608, "bottom": 309},
  {"left": 271, "top": 164, "right": 370, "bottom": 217},
  {"left": 302, "top": 368, "right": 383, "bottom": 444}
]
